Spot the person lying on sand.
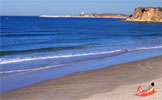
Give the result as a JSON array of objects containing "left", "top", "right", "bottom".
[{"left": 137, "top": 82, "right": 155, "bottom": 94}]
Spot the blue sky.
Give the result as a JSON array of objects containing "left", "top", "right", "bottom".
[{"left": 1, "top": 0, "right": 161, "bottom": 16}]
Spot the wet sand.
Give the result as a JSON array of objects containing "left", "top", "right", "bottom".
[{"left": 1, "top": 56, "right": 162, "bottom": 100}]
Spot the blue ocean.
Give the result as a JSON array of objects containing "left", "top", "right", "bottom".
[{"left": 0, "top": 16, "right": 162, "bottom": 93}]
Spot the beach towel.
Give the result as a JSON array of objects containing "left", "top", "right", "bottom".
[{"left": 133, "top": 91, "right": 156, "bottom": 97}]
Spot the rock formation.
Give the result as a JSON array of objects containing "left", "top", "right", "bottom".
[{"left": 125, "top": 7, "right": 162, "bottom": 23}]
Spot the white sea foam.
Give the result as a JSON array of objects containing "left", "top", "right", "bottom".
[
  {"left": 0, "top": 49, "right": 123, "bottom": 65},
  {"left": 1, "top": 46, "right": 162, "bottom": 65},
  {"left": 128, "top": 46, "right": 162, "bottom": 52},
  {"left": 0, "top": 46, "right": 162, "bottom": 75},
  {"left": 0, "top": 64, "right": 68, "bottom": 74}
]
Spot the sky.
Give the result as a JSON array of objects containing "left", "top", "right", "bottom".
[{"left": 1, "top": 0, "right": 161, "bottom": 16}]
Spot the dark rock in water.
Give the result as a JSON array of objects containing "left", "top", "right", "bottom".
[{"left": 124, "top": 7, "right": 162, "bottom": 23}]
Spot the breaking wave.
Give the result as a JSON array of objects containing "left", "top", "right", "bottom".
[
  {"left": 0, "top": 46, "right": 162, "bottom": 65},
  {"left": 0, "top": 49, "right": 125, "bottom": 65}
]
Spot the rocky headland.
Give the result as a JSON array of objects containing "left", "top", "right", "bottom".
[
  {"left": 78, "top": 13, "right": 128, "bottom": 18},
  {"left": 125, "top": 7, "right": 162, "bottom": 23},
  {"left": 40, "top": 13, "right": 128, "bottom": 18}
]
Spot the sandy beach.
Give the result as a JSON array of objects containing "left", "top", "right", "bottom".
[{"left": 1, "top": 56, "right": 162, "bottom": 100}]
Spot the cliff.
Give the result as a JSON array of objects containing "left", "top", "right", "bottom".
[{"left": 125, "top": 7, "right": 162, "bottom": 23}]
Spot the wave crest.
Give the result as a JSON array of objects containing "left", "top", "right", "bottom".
[
  {"left": 0, "top": 49, "right": 124, "bottom": 65},
  {"left": 1, "top": 46, "right": 162, "bottom": 65}
]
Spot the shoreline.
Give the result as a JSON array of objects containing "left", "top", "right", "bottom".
[
  {"left": 1, "top": 56, "right": 161, "bottom": 100},
  {"left": 39, "top": 15, "right": 127, "bottom": 18},
  {"left": 121, "top": 20, "right": 162, "bottom": 23},
  {"left": 1, "top": 48, "right": 161, "bottom": 94}
]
